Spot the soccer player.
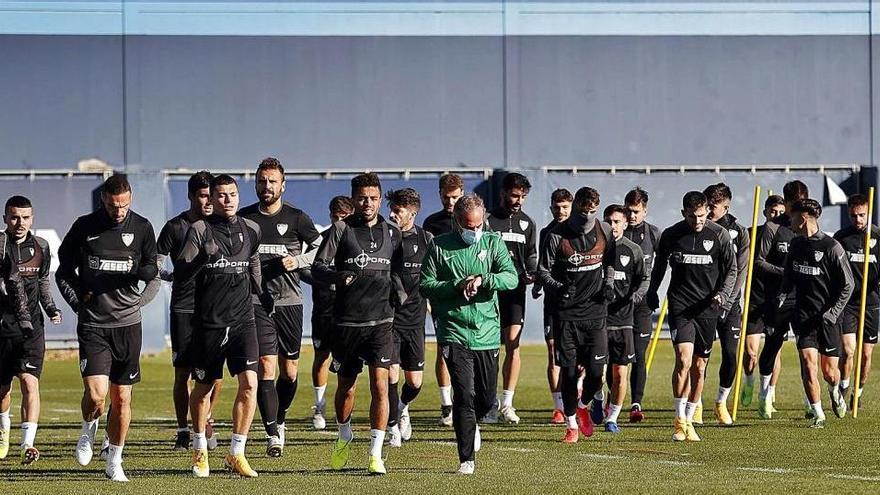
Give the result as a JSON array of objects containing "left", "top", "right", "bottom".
[
  {"left": 422, "top": 173, "right": 464, "bottom": 426},
  {"left": 240, "top": 157, "right": 321, "bottom": 457},
  {"left": 304, "top": 196, "right": 354, "bottom": 430},
  {"left": 384, "top": 188, "right": 432, "bottom": 446},
  {"left": 602, "top": 204, "right": 648, "bottom": 433},
  {"left": 420, "top": 193, "right": 518, "bottom": 474},
  {"left": 56, "top": 173, "right": 159, "bottom": 482},
  {"left": 623, "top": 187, "right": 661, "bottom": 422},
  {"left": 754, "top": 181, "right": 809, "bottom": 419},
  {"left": 177, "top": 174, "right": 270, "bottom": 478},
  {"left": 157, "top": 171, "right": 222, "bottom": 451},
  {"left": 646, "top": 191, "right": 736, "bottom": 442},
  {"left": 740, "top": 195, "right": 786, "bottom": 408},
  {"left": 538, "top": 187, "right": 615, "bottom": 443},
  {"left": 833, "top": 194, "right": 880, "bottom": 407},
  {"left": 0, "top": 196, "right": 54, "bottom": 464},
  {"left": 779, "top": 199, "right": 853, "bottom": 427},
  {"left": 312, "top": 172, "right": 405, "bottom": 475},
  {"left": 533, "top": 188, "right": 573, "bottom": 424},
  {"left": 703, "top": 183, "right": 749, "bottom": 425},
  {"left": 486, "top": 173, "right": 537, "bottom": 424}
]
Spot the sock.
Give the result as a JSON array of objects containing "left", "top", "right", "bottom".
[
  {"left": 276, "top": 377, "right": 298, "bottom": 426},
  {"left": 767, "top": 385, "right": 777, "bottom": 401},
  {"left": 841, "top": 378, "right": 851, "bottom": 390},
  {"left": 593, "top": 389, "right": 604, "bottom": 402},
  {"left": 21, "top": 422, "right": 37, "bottom": 448},
  {"left": 745, "top": 374, "right": 755, "bottom": 386},
  {"left": 759, "top": 374, "right": 772, "bottom": 399},
  {"left": 552, "top": 392, "right": 563, "bottom": 411},
  {"left": 812, "top": 401, "right": 826, "bottom": 420},
  {"left": 338, "top": 420, "right": 354, "bottom": 442},
  {"left": 369, "top": 429, "right": 385, "bottom": 457},
  {"left": 176, "top": 427, "right": 189, "bottom": 434},
  {"left": 685, "top": 402, "right": 698, "bottom": 422},
  {"left": 566, "top": 415, "right": 578, "bottom": 429},
  {"left": 314, "top": 385, "right": 327, "bottom": 408},
  {"left": 631, "top": 402, "right": 641, "bottom": 410},
  {"left": 439, "top": 386, "right": 453, "bottom": 407},
  {"left": 230, "top": 433, "right": 247, "bottom": 456},
  {"left": 107, "top": 444, "right": 123, "bottom": 465},
  {"left": 716, "top": 387, "right": 731, "bottom": 404},
  {"left": 674, "top": 398, "right": 687, "bottom": 418},
  {"left": 607, "top": 404, "right": 622, "bottom": 423},
  {"left": 388, "top": 381, "right": 400, "bottom": 427},
  {"left": 257, "top": 379, "right": 280, "bottom": 437},
  {"left": 501, "top": 390, "right": 515, "bottom": 409},
  {"left": 0, "top": 409, "right": 9, "bottom": 431},
  {"left": 401, "top": 383, "right": 421, "bottom": 405},
  {"left": 193, "top": 432, "right": 207, "bottom": 451}
]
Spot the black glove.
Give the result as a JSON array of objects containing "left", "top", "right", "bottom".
[
  {"left": 531, "top": 285, "right": 542, "bottom": 300},
  {"left": 603, "top": 284, "right": 617, "bottom": 303},
  {"left": 646, "top": 292, "right": 659, "bottom": 311},
  {"left": 337, "top": 271, "right": 357, "bottom": 287}
]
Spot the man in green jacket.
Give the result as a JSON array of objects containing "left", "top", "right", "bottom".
[{"left": 420, "top": 194, "right": 518, "bottom": 475}]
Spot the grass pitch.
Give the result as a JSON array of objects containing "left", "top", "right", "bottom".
[{"left": 2, "top": 342, "right": 880, "bottom": 493}]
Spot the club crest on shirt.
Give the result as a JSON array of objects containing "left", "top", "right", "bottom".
[
  {"left": 814, "top": 250, "right": 824, "bottom": 262},
  {"left": 872, "top": 238, "right": 878, "bottom": 249},
  {"left": 121, "top": 233, "right": 134, "bottom": 246},
  {"left": 729, "top": 229, "right": 738, "bottom": 240},
  {"left": 519, "top": 220, "right": 529, "bottom": 231},
  {"left": 238, "top": 233, "right": 244, "bottom": 243},
  {"left": 703, "top": 240, "right": 714, "bottom": 252},
  {"left": 478, "top": 249, "right": 488, "bottom": 261},
  {"left": 276, "top": 223, "right": 288, "bottom": 236},
  {"left": 27, "top": 247, "right": 33, "bottom": 257},
  {"left": 413, "top": 244, "right": 419, "bottom": 254},
  {"left": 619, "top": 255, "right": 630, "bottom": 267}
]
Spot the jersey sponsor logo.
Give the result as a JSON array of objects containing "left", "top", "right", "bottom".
[
  {"left": 17, "top": 265, "right": 40, "bottom": 274},
  {"left": 258, "top": 244, "right": 290, "bottom": 255},
  {"left": 404, "top": 261, "right": 422, "bottom": 269},
  {"left": 205, "top": 256, "right": 249, "bottom": 270},
  {"left": 794, "top": 262, "right": 821, "bottom": 276},
  {"left": 703, "top": 240, "right": 714, "bottom": 252},
  {"left": 346, "top": 251, "right": 391, "bottom": 269},
  {"left": 501, "top": 232, "right": 527, "bottom": 244},
  {"left": 673, "top": 252, "right": 713, "bottom": 265},
  {"left": 567, "top": 252, "right": 603, "bottom": 266},
  {"left": 276, "top": 223, "right": 288, "bottom": 236},
  {"left": 848, "top": 252, "right": 877, "bottom": 263},
  {"left": 613, "top": 270, "right": 627, "bottom": 280},
  {"left": 121, "top": 232, "right": 134, "bottom": 246},
  {"left": 619, "top": 255, "right": 630, "bottom": 267},
  {"left": 814, "top": 251, "right": 824, "bottom": 262},
  {"left": 88, "top": 256, "right": 133, "bottom": 273},
  {"left": 519, "top": 220, "right": 529, "bottom": 231},
  {"left": 777, "top": 241, "right": 789, "bottom": 253},
  {"left": 478, "top": 250, "right": 488, "bottom": 261}
]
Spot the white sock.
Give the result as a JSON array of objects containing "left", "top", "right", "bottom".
[
  {"left": 685, "top": 402, "right": 698, "bottom": 422},
  {"left": 338, "top": 420, "right": 354, "bottom": 442},
  {"left": 193, "top": 432, "right": 207, "bottom": 451},
  {"left": 745, "top": 374, "right": 755, "bottom": 386},
  {"left": 21, "top": 422, "right": 37, "bottom": 448},
  {"left": 81, "top": 418, "right": 99, "bottom": 436},
  {"left": 551, "top": 392, "right": 563, "bottom": 411},
  {"left": 229, "top": 433, "right": 247, "bottom": 456},
  {"left": 812, "top": 401, "right": 826, "bottom": 420},
  {"left": 577, "top": 398, "right": 589, "bottom": 410},
  {"left": 369, "top": 429, "right": 385, "bottom": 457},
  {"left": 767, "top": 385, "right": 776, "bottom": 400},
  {"left": 0, "top": 409, "right": 10, "bottom": 431},
  {"left": 857, "top": 387, "right": 864, "bottom": 398},
  {"left": 841, "top": 378, "right": 851, "bottom": 390},
  {"left": 593, "top": 389, "right": 604, "bottom": 402},
  {"left": 674, "top": 398, "right": 687, "bottom": 419},
  {"left": 176, "top": 427, "right": 189, "bottom": 434},
  {"left": 107, "top": 443, "right": 123, "bottom": 465},
  {"left": 716, "top": 387, "right": 731, "bottom": 404},
  {"left": 607, "top": 404, "right": 622, "bottom": 423},
  {"left": 400, "top": 402, "right": 409, "bottom": 415},
  {"left": 759, "top": 374, "right": 772, "bottom": 398},
  {"left": 439, "top": 386, "right": 453, "bottom": 407},
  {"left": 314, "top": 385, "right": 327, "bottom": 407},
  {"left": 566, "top": 415, "right": 578, "bottom": 429},
  {"left": 501, "top": 390, "right": 515, "bottom": 409}
]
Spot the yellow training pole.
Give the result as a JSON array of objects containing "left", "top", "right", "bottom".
[
  {"left": 645, "top": 298, "right": 668, "bottom": 374},
  {"left": 732, "top": 185, "right": 762, "bottom": 422},
  {"left": 853, "top": 186, "right": 875, "bottom": 418}
]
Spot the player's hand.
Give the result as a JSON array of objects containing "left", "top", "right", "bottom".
[
  {"left": 281, "top": 255, "right": 299, "bottom": 272},
  {"left": 711, "top": 294, "right": 723, "bottom": 310},
  {"left": 531, "top": 285, "right": 542, "bottom": 299},
  {"left": 337, "top": 271, "right": 356, "bottom": 287},
  {"left": 466, "top": 276, "right": 482, "bottom": 298},
  {"left": 646, "top": 292, "right": 659, "bottom": 311},
  {"left": 521, "top": 272, "right": 536, "bottom": 285},
  {"left": 50, "top": 311, "right": 62, "bottom": 325},
  {"left": 81, "top": 291, "right": 93, "bottom": 305},
  {"left": 603, "top": 284, "right": 617, "bottom": 303}
]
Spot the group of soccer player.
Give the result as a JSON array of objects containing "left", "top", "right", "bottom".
[{"left": 0, "top": 161, "right": 877, "bottom": 479}]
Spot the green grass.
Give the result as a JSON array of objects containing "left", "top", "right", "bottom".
[{"left": 2, "top": 342, "right": 880, "bottom": 493}]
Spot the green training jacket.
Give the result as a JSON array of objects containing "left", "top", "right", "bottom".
[{"left": 420, "top": 230, "right": 519, "bottom": 351}]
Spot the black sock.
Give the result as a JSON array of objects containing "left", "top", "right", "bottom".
[
  {"left": 276, "top": 377, "right": 298, "bottom": 425},
  {"left": 441, "top": 404, "right": 453, "bottom": 416},
  {"left": 388, "top": 381, "right": 400, "bottom": 427},
  {"left": 401, "top": 383, "right": 421, "bottom": 405},
  {"left": 257, "top": 380, "right": 279, "bottom": 437}
]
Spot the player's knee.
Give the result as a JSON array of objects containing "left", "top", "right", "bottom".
[{"left": 20, "top": 375, "right": 39, "bottom": 396}]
